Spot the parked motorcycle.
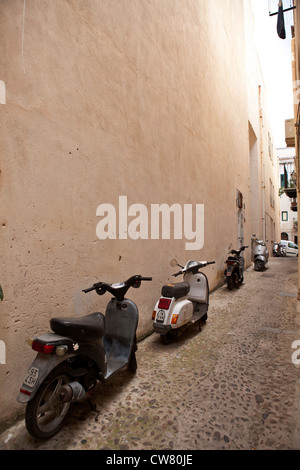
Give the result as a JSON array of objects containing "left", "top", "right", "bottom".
[
  {"left": 252, "top": 239, "right": 269, "bottom": 271},
  {"left": 17, "top": 274, "right": 152, "bottom": 439},
  {"left": 279, "top": 243, "right": 287, "bottom": 257},
  {"left": 152, "top": 259, "right": 215, "bottom": 344},
  {"left": 273, "top": 241, "right": 286, "bottom": 257},
  {"left": 224, "top": 245, "right": 248, "bottom": 289}
]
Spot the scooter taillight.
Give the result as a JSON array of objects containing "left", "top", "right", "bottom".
[
  {"left": 158, "top": 298, "right": 172, "bottom": 310},
  {"left": 32, "top": 340, "right": 55, "bottom": 354},
  {"left": 226, "top": 260, "right": 235, "bottom": 266}
]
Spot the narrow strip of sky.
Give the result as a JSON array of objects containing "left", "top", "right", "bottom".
[{"left": 251, "top": 0, "right": 294, "bottom": 148}]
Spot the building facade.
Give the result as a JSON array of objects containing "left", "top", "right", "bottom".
[
  {"left": 0, "top": 0, "right": 280, "bottom": 426},
  {"left": 278, "top": 147, "right": 298, "bottom": 242}
]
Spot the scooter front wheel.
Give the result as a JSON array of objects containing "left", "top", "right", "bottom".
[
  {"left": 25, "top": 365, "right": 72, "bottom": 439},
  {"left": 254, "top": 260, "right": 264, "bottom": 271}
]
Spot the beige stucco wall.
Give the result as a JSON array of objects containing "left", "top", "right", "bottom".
[{"left": 0, "top": 0, "right": 279, "bottom": 426}]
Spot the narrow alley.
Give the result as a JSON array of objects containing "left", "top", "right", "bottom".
[{"left": 1, "top": 256, "right": 300, "bottom": 451}]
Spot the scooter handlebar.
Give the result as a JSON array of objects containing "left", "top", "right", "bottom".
[
  {"left": 82, "top": 285, "right": 98, "bottom": 293},
  {"left": 82, "top": 275, "right": 152, "bottom": 297},
  {"left": 173, "top": 261, "right": 215, "bottom": 277}
]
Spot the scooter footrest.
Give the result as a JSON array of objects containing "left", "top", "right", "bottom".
[
  {"left": 161, "top": 282, "right": 190, "bottom": 300},
  {"left": 192, "top": 305, "right": 207, "bottom": 322},
  {"left": 50, "top": 312, "right": 105, "bottom": 340}
]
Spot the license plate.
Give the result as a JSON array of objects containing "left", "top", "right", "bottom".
[
  {"left": 156, "top": 310, "right": 165, "bottom": 323},
  {"left": 23, "top": 366, "right": 39, "bottom": 388}
]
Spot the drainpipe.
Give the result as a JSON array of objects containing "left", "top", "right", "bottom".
[
  {"left": 298, "top": 176, "right": 300, "bottom": 301},
  {"left": 259, "top": 85, "right": 266, "bottom": 241}
]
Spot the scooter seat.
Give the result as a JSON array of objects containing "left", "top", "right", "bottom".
[
  {"left": 50, "top": 312, "right": 105, "bottom": 340},
  {"left": 161, "top": 282, "right": 190, "bottom": 300}
]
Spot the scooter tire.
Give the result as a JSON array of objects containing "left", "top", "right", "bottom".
[
  {"left": 226, "top": 277, "right": 235, "bottom": 290},
  {"left": 254, "top": 260, "right": 264, "bottom": 271},
  {"left": 25, "top": 364, "right": 72, "bottom": 439},
  {"left": 233, "top": 272, "right": 241, "bottom": 289}
]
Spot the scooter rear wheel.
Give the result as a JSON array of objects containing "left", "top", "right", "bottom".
[
  {"left": 226, "top": 276, "right": 235, "bottom": 290},
  {"left": 233, "top": 272, "right": 240, "bottom": 288},
  {"left": 25, "top": 364, "right": 72, "bottom": 439}
]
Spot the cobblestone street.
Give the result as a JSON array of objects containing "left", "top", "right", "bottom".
[{"left": 1, "top": 256, "right": 300, "bottom": 451}]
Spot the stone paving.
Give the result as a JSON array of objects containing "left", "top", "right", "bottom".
[{"left": 1, "top": 256, "right": 300, "bottom": 450}]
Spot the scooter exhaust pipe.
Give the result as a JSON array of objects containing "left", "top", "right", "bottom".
[{"left": 59, "top": 382, "right": 86, "bottom": 403}]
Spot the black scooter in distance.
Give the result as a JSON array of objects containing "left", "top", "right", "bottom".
[
  {"left": 224, "top": 245, "right": 248, "bottom": 290},
  {"left": 17, "top": 274, "right": 152, "bottom": 439}
]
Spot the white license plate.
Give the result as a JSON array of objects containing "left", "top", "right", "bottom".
[
  {"left": 23, "top": 366, "right": 39, "bottom": 388},
  {"left": 156, "top": 310, "right": 165, "bottom": 323}
]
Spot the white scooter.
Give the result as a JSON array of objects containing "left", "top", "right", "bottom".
[
  {"left": 152, "top": 259, "right": 215, "bottom": 344},
  {"left": 252, "top": 238, "right": 269, "bottom": 271}
]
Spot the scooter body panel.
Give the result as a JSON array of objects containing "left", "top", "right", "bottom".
[
  {"left": 225, "top": 260, "right": 244, "bottom": 279},
  {"left": 17, "top": 351, "right": 76, "bottom": 403},
  {"left": 153, "top": 297, "right": 193, "bottom": 331},
  {"left": 254, "top": 254, "right": 266, "bottom": 262},
  {"left": 224, "top": 263, "right": 238, "bottom": 277},
  {"left": 17, "top": 333, "right": 107, "bottom": 403},
  {"left": 184, "top": 272, "right": 208, "bottom": 304},
  {"left": 170, "top": 299, "right": 194, "bottom": 329},
  {"left": 103, "top": 298, "right": 138, "bottom": 380}
]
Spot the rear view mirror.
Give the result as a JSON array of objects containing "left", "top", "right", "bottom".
[{"left": 170, "top": 259, "right": 178, "bottom": 267}]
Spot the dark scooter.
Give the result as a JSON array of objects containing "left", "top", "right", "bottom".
[
  {"left": 17, "top": 274, "right": 152, "bottom": 439},
  {"left": 224, "top": 245, "right": 248, "bottom": 289},
  {"left": 273, "top": 241, "right": 286, "bottom": 257}
]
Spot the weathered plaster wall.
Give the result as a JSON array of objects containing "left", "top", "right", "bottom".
[{"left": 0, "top": 0, "right": 278, "bottom": 426}]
